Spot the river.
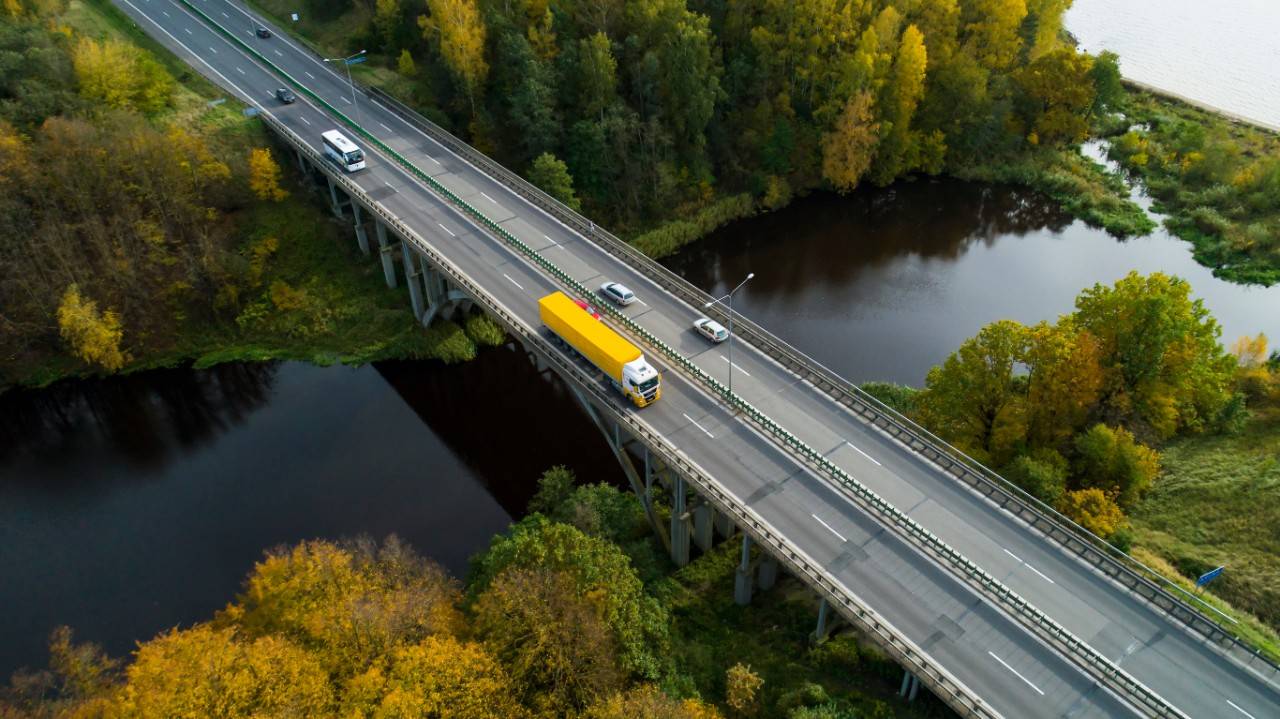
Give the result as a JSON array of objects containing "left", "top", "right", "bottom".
[{"left": 1066, "top": 0, "right": 1280, "bottom": 129}]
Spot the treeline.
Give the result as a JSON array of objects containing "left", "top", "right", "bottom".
[
  {"left": 901, "top": 271, "right": 1277, "bottom": 545},
  {"left": 1, "top": 469, "right": 916, "bottom": 718},
  {"left": 318, "top": 0, "right": 1123, "bottom": 234}
]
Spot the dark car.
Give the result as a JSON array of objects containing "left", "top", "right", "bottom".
[
  {"left": 275, "top": 87, "right": 296, "bottom": 104},
  {"left": 255, "top": 25, "right": 272, "bottom": 38}
]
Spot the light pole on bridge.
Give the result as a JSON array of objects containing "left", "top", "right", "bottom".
[
  {"left": 323, "top": 49, "right": 367, "bottom": 126},
  {"left": 705, "top": 272, "right": 754, "bottom": 400}
]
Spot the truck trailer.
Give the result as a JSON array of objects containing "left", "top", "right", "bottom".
[{"left": 539, "top": 291, "right": 661, "bottom": 407}]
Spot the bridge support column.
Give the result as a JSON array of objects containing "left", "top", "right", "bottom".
[
  {"left": 899, "top": 671, "right": 920, "bottom": 701},
  {"left": 670, "top": 476, "right": 690, "bottom": 567},
  {"left": 812, "top": 598, "right": 831, "bottom": 643},
  {"left": 757, "top": 556, "right": 778, "bottom": 591},
  {"left": 325, "top": 176, "right": 345, "bottom": 218},
  {"left": 402, "top": 245, "right": 425, "bottom": 322},
  {"left": 642, "top": 448, "right": 654, "bottom": 514},
  {"left": 909, "top": 675, "right": 920, "bottom": 702},
  {"left": 352, "top": 204, "right": 370, "bottom": 255},
  {"left": 714, "top": 509, "right": 733, "bottom": 539},
  {"left": 734, "top": 535, "right": 754, "bottom": 605},
  {"left": 294, "top": 147, "right": 307, "bottom": 174},
  {"left": 692, "top": 502, "right": 713, "bottom": 552},
  {"left": 375, "top": 222, "right": 397, "bottom": 288}
]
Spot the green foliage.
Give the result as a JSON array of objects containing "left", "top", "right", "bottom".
[
  {"left": 464, "top": 312, "right": 506, "bottom": 347},
  {"left": 528, "top": 465, "right": 578, "bottom": 515},
  {"left": 1073, "top": 423, "right": 1161, "bottom": 509},
  {"left": 631, "top": 193, "right": 755, "bottom": 258},
  {"left": 1015, "top": 48, "right": 1095, "bottom": 145},
  {"left": 1004, "top": 449, "right": 1068, "bottom": 505},
  {"left": 423, "top": 319, "right": 478, "bottom": 363},
  {"left": 526, "top": 152, "right": 581, "bottom": 211},
  {"left": 858, "top": 382, "right": 919, "bottom": 415}
]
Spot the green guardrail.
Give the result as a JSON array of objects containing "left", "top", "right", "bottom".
[{"left": 175, "top": 4, "right": 1186, "bottom": 715}]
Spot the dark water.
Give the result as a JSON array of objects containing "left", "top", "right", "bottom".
[
  {"left": 0, "top": 349, "right": 620, "bottom": 677},
  {"left": 663, "top": 178, "right": 1280, "bottom": 385}
]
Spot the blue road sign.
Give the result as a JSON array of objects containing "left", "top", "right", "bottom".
[
  {"left": 345, "top": 56, "right": 367, "bottom": 65},
  {"left": 1196, "top": 566, "right": 1225, "bottom": 587}
]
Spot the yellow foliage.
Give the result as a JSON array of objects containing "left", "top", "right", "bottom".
[
  {"left": 420, "top": 0, "right": 488, "bottom": 111},
  {"left": 56, "top": 284, "right": 129, "bottom": 371},
  {"left": 248, "top": 235, "right": 279, "bottom": 286},
  {"left": 1231, "top": 333, "right": 1268, "bottom": 368},
  {"left": 724, "top": 663, "right": 763, "bottom": 714},
  {"left": 396, "top": 48, "right": 417, "bottom": 78},
  {"left": 585, "top": 685, "right": 724, "bottom": 719},
  {"left": 71, "top": 37, "right": 173, "bottom": 113},
  {"left": 821, "top": 91, "right": 880, "bottom": 193},
  {"left": 248, "top": 147, "right": 289, "bottom": 202},
  {"left": 3, "top": 0, "right": 22, "bottom": 19},
  {"left": 343, "top": 636, "right": 523, "bottom": 719},
  {"left": 112, "top": 625, "right": 333, "bottom": 718},
  {"left": 1058, "top": 488, "right": 1126, "bottom": 538}
]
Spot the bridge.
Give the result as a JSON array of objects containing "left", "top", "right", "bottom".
[{"left": 116, "top": 1, "right": 1280, "bottom": 716}]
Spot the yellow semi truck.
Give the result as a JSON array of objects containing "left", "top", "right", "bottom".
[{"left": 539, "top": 291, "right": 661, "bottom": 407}]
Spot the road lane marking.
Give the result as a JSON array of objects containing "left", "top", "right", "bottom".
[
  {"left": 811, "top": 514, "right": 848, "bottom": 542},
  {"left": 274, "top": 50, "right": 283, "bottom": 57},
  {"left": 1227, "top": 700, "right": 1257, "bottom": 719},
  {"left": 299, "top": 116, "right": 311, "bottom": 126},
  {"left": 988, "top": 652, "right": 1044, "bottom": 696},
  {"left": 427, "top": 156, "right": 441, "bottom": 165},
  {"left": 437, "top": 223, "right": 455, "bottom": 237},
  {"left": 235, "top": 67, "right": 245, "bottom": 75},
  {"left": 1026, "top": 564, "right": 1056, "bottom": 584},
  {"left": 379, "top": 122, "right": 392, "bottom": 132},
  {"left": 1003, "top": 548, "right": 1022, "bottom": 563},
  {"left": 161, "top": 9, "right": 169, "bottom": 16},
  {"left": 719, "top": 355, "right": 750, "bottom": 376},
  {"left": 503, "top": 274, "right": 524, "bottom": 290},
  {"left": 209, "top": 46, "right": 218, "bottom": 54},
  {"left": 480, "top": 192, "right": 495, "bottom": 203},
  {"left": 340, "top": 96, "right": 351, "bottom": 104},
  {"left": 221, "top": 11, "right": 228, "bottom": 17},
  {"left": 183, "top": 27, "right": 192, "bottom": 34},
  {"left": 305, "top": 71, "right": 316, "bottom": 80},
  {"left": 384, "top": 181, "right": 396, "bottom": 192},
  {"left": 844, "top": 441, "right": 882, "bottom": 466},
  {"left": 634, "top": 298, "right": 648, "bottom": 306},
  {"left": 682, "top": 413, "right": 715, "bottom": 439}
]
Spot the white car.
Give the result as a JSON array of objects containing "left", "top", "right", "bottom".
[
  {"left": 600, "top": 281, "right": 637, "bottom": 306},
  {"left": 693, "top": 317, "right": 728, "bottom": 343}
]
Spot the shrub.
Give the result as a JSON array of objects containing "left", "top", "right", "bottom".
[
  {"left": 1058, "top": 488, "right": 1126, "bottom": 538},
  {"left": 1072, "top": 424, "right": 1160, "bottom": 509},
  {"left": 1003, "top": 449, "right": 1068, "bottom": 506},
  {"left": 464, "top": 313, "right": 506, "bottom": 347},
  {"left": 424, "top": 320, "right": 476, "bottom": 364},
  {"left": 858, "top": 382, "right": 919, "bottom": 415}
]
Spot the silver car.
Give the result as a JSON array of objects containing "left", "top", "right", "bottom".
[
  {"left": 693, "top": 317, "right": 728, "bottom": 343},
  {"left": 600, "top": 281, "right": 637, "bottom": 306}
]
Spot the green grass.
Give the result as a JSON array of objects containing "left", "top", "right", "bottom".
[{"left": 1130, "top": 398, "right": 1280, "bottom": 659}]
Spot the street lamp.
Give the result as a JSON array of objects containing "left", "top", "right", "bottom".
[
  {"left": 704, "top": 272, "right": 754, "bottom": 399},
  {"left": 324, "top": 49, "right": 367, "bottom": 124}
]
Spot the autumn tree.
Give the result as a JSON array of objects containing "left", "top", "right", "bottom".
[
  {"left": 822, "top": 92, "right": 880, "bottom": 193},
  {"left": 725, "top": 663, "right": 763, "bottom": 716},
  {"left": 397, "top": 48, "right": 418, "bottom": 77},
  {"left": 959, "top": 0, "right": 1027, "bottom": 71},
  {"left": 576, "top": 32, "right": 617, "bottom": 121},
  {"left": 1015, "top": 48, "right": 1095, "bottom": 145},
  {"left": 420, "top": 0, "right": 488, "bottom": 113},
  {"left": 871, "top": 24, "right": 930, "bottom": 184},
  {"left": 1073, "top": 424, "right": 1160, "bottom": 509},
  {"left": 1058, "top": 488, "right": 1126, "bottom": 539},
  {"left": 248, "top": 147, "right": 289, "bottom": 202},
  {"left": 1022, "top": 320, "right": 1104, "bottom": 447},
  {"left": 57, "top": 284, "right": 129, "bottom": 371},
  {"left": 586, "top": 685, "right": 724, "bottom": 719},
  {"left": 526, "top": 152, "right": 581, "bottom": 211},
  {"left": 70, "top": 37, "right": 173, "bottom": 113},
  {"left": 342, "top": 636, "right": 524, "bottom": 719},
  {"left": 916, "top": 319, "right": 1028, "bottom": 464}
]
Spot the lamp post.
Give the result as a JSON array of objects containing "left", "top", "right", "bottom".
[
  {"left": 704, "top": 272, "right": 754, "bottom": 399},
  {"left": 324, "top": 49, "right": 367, "bottom": 124}
]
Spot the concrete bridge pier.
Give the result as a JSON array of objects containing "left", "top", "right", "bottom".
[
  {"left": 670, "top": 475, "right": 690, "bottom": 567},
  {"left": 899, "top": 671, "right": 921, "bottom": 701},
  {"left": 734, "top": 535, "right": 754, "bottom": 605},
  {"left": 374, "top": 222, "right": 398, "bottom": 288},
  {"left": 692, "top": 502, "right": 713, "bottom": 552},
  {"left": 757, "top": 555, "right": 778, "bottom": 591},
  {"left": 325, "top": 176, "right": 349, "bottom": 218},
  {"left": 293, "top": 147, "right": 307, "bottom": 174},
  {"left": 812, "top": 598, "right": 832, "bottom": 643},
  {"left": 401, "top": 245, "right": 425, "bottom": 322},
  {"left": 714, "top": 509, "right": 734, "bottom": 539},
  {"left": 351, "top": 204, "right": 371, "bottom": 255}
]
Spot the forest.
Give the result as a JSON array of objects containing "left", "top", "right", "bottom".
[{"left": 1, "top": 469, "right": 948, "bottom": 719}]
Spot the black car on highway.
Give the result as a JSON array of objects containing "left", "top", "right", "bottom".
[{"left": 275, "top": 88, "right": 296, "bottom": 104}]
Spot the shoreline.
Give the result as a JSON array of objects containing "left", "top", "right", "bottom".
[{"left": 1120, "top": 79, "right": 1280, "bottom": 136}]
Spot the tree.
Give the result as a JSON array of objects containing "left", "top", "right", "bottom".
[
  {"left": 57, "top": 284, "right": 128, "bottom": 371},
  {"left": 1022, "top": 320, "right": 1104, "bottom": 447},
  {"left": 111, "top": 625, "right": 334, "bottom": 718},
  {"left": 468, "top": 517, "right": 669, "bottom": 679},
  {"left": 473, "top": 567, "right": 625, "bottom": 715},
  {"left": 397, "top": 48, "right": 418, "bottom": 77},
  {"left": 342, "top": 636, "right": 524, "bottom": 719},
  {"left": 374, "top": 0, "right": 402, "bottom": 49},
  {"left": 70, "top": 37, "right": 173, "bottom": 114},
  {"left": 1089, "top": 50, "right": 1124, "bottom": 115},
  {"left": 916, "top": 319, "right": 1028, "bottom": 464},
  {"left": 1072, "top": 272, "right": 1236, "bottom": 438},
  {"left": 586, "top": 685, "right": 724, "bottom": 719},
  {"left": 959, "top": 0, "right": 1027, "bottom": 71},
  {"left": 1003, "top": 449, "right": 1068, "bottom": 505},
  {"left": 1057, "top": 488, "right": 1126, "bottom": 538},
  {"left": 871, "top": 24, "right": 929, "bottom": 184},
  {"left": 420, "top": 0, "right": 488, "bottom": 113},
  {"left": 576, "top": 32, "right": 617, "bottom": 121},
  {"left": 821, "top": 91, "right": 880, "bottom": 193},
  {"left": 526, "top": 152, "right": 582, "bottom": 211},
  {"left": 725, "top": 663, "right": 763, "bottom": 715},
  {"left": 1073, "top": 424, "right": 1160, "bottom": 509},
  {"left": 528, "top": 464, "right": 577, "bottom": 515},
  {"left": 248, "top": 147, "right": 288, "bottom": 202},
  {"left": 1015, "top": 48, "right": 1095, "bottom": 145}
]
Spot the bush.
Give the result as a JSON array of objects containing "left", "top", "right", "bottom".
[
  {"left": 631, "top": 194, "right": 756, "bottom": 258},
  {"left": 464, "top": 313, "right": 506, "bottom": 347},
  {"left": 423, "top": 320, "right": 476, "bottom": 364},
  {"left": 1058, "top": 488, "right": 1126, "bottom": 538},
  {"left": 1003, "top": 449, "right": 1068, "bottom": 505},
  {"left": 858, "top": 382, "right": 919, "bottom": 415},
  {"left": 1073, "top": 424, "right": 1160, "bottom": 509}
]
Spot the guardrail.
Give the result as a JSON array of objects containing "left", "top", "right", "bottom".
[
  {"left": 256, "top": 109, "right": 1000, "bottom": 719},
  {"left": 366, "top": 82, "right": 1280, "bottom": 679},
  {"left": 174, "top": 2, "right": 1196, "bottom": 714}
]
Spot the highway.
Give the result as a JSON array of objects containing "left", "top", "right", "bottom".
[{"left": 115, "top": 1, "right": 1280, "bottom": 716}]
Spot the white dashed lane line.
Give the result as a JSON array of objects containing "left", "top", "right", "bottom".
[
  {"left": 299, "top": 116, "right": 311, "bottom": 126},
  {"left": 811, "top": 514, "right": 847, "bottom": 542},
  {"left": 161, "top": 9, "right": 169, "bottom": 16},
  {"left": 503, "top": 274, "right": 525, "bottom": 291},
  {"left": 719, "top": 355, "right": 749, "bottom": 376},
  {"left": 844, "top": 441, "right": 882, "bottom": 466},
  {"left": 235, "top": 67, "right": 245, "bottom": 75},
  {"left": 183, "top": 27, "right": 192, "bottom": 34},
  {"left": 988, "top": 652, "right": 1044, "bottom": 696},
  {"left": 1003, "top": 548, "right": 1055, "bottom": 584},
  {"left": 209, "top": 46, "right": 218, "bottom": 54},
  {"left": 437, "top": 223, "right": 456, "bottom": 238},
  {"left": 305, "top": 71, "right": 316, "bottom": 80},
  {"left": 1228, "top": 699, "right": 1258, "bottom": 719},
  {"left": 274, "top": 50, "right": 283, "bottom": 57},
  {"left": 379, "top": 122, "right": 392, "bottom": 132},
  {"left": 682, "top": 413, "right": 715, "bottom": 439}
]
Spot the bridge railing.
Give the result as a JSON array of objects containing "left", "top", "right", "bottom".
[
  {"left": 176, "top": 2, "right": 1204, "bottom": 713},
  {"left": 253, "top": 107, "right": 1000, "bottom": 719},
  {"left": 365, "top": 76, "right": 1280, "bottom": 679}
]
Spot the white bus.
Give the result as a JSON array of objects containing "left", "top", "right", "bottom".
[{"left": 321, "top": 130, "right": 366, "bottom": 172}]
